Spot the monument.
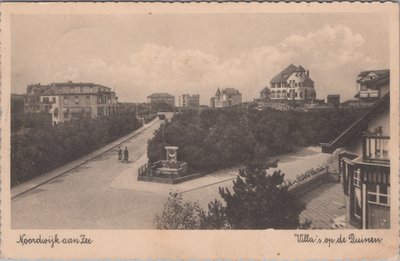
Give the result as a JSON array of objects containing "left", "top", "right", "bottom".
[{"left": 137, "top": 146, "right": 201, "bottom": 184}]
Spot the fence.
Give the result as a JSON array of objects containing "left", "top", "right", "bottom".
[{"left": 138, "top": 163, "right": 150, "bottom": 176}]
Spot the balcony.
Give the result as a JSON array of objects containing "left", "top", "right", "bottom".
[
  {"left": 359, "top": 89, "right": 379, "bottom": 99},
  {"left": 363, "top": 134, "right": 390, "bottom": 163}
]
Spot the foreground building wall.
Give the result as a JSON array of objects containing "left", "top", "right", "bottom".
[{"left": 322, "top": 92, "right": 390, "bottom": 229}]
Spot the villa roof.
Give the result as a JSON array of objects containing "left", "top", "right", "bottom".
[
  {"left": 357, "top": 69, "right": 389, "bottom": 78},
  {"left": 51, "top": 82, "right": 111, "bottom": 89},
  {"left": 147, "top": 93, "right": 174, "bottom": 98},
  {"left": 364, "top": 71, "right": 390, "bottom": 88},
  {"left": 270, "top": 64, "right": 309, "bottom": 84},
  {"left": 260, "top": 87, "right": 270, "bottom": 94},
  {"left": 321, "top": 92, "right": 390, "bottom": 153},
  {"left": 304, "top": 76, "right": 314, "bottom": 86}
]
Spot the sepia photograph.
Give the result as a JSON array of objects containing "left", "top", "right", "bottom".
[{"left": 1, "top": 2, "right": 399, "bottom": 259}]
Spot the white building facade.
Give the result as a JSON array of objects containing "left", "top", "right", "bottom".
[{"left": 265, "top": 64, "right": 316, "bottom": 102}]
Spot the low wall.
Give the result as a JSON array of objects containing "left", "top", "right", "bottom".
[
  {"left": 137, "top": 173, "right": 202, "bottom": 184},
  {"left": 288, "top": 169, "right": 331, "bottom": 198}
]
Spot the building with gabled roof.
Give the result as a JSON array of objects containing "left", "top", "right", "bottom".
[
  {"left": 355, "top": 69, "right": 390, "bottom": 106},
  {"left": 321, "top": 83, "right": 390, "bottom": 229},
  {"left": 261, "top": 64, "right": 316, "bottom": 102},
  {"left": 210, "top": 88, "right": 242, "bottom": 108}
]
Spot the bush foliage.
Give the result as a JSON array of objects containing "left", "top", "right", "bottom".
[
  {"left": 154, "top": 164, "right": 305, "bottom": 229},
  {"left": 154, "top": 192, "right": 204, "bottom": 229},
  {"left": 11, "top": 112, "right": 142, "bottom": 186},
  {"left": 148, "top": 105, "right": 365, "bottom": 172}
]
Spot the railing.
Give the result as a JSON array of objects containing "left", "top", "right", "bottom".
[
  {"left": 138, "top": 163, "right": 150, "bottom": 176},
  {"left": 363, "top": 135, "right": 390, "bottom": 163}
]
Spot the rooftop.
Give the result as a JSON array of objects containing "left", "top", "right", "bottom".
[
  {"left": 147, "top": 93, "right": 174, "bottom": 98},
  {"left": 260, "top": 87, "right": 270, "bottom": 94},
  {"left": 29, "top": 82, "right": 112, "bottom": 90},
  {"left": 321, "top": 92, "right": 390, "bottom": 153},
  {"left": 357, "top": 69, "right": 389, "bottom": 78},
  {"left": 270, "top": 64, "right": 311, "bottom": 84}
]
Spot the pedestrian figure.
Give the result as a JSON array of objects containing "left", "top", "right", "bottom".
[
  {"left": 118, "top": 146, "right": 122, "bottom": 160},
  {"left": 123, "top": 146, "right": 129, "bottom": 163}
]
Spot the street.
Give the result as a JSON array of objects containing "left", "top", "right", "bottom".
[{"left": 11, "top": 113, "right": 237, "bottom": 229}]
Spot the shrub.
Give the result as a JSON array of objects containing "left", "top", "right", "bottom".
[
  {"left": 147, "top": 106, "right": 364, "bottom": 173},
  {"left": 11, "top": 112, "right": 142, "bottom": 186},
  {"left": 153, "top": 192, "right": 204, "bottom": 229}
]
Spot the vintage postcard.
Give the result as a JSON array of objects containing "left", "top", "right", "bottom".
[{"left": 1, "top": 2, "right": 399, "bottom": 259}]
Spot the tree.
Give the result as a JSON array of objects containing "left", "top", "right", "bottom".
[
  {"left": 11, "top": 111, "right": 143, "bottom": 186},
  {"left": 204, "top": 163, "right": 305, "bottom": 229},
  {"left": 154, "top": 164, "right": 306, "bottom": 230},
  {"left": 153, "top": 192, "right": 204, "bottom": 229}
]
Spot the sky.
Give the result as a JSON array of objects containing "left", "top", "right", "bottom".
[{"left": 11, "top": 13, "right": 389, "bottom": 104}]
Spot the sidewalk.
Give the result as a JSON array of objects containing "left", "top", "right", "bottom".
[{"left": 11, "top": 118, "right": 160, "bottom": 199}]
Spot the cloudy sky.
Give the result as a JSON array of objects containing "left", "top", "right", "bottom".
[{"left": 11, "top": 13, "right": 389, "bottom": 104}]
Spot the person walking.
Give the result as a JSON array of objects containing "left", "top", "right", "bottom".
[
  {"left": 118, "top": 146, "right": 122, "bottom": 161},
  {"left": 123, "top": 146, "right": 129, "bottom": 163}
]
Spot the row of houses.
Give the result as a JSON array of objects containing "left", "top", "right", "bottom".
[
  {"left": 15, "top": 66, "right": 389, "bottom": 124},
  {"left": 150, "top": 65, "right": 311, "bottom": 109}
]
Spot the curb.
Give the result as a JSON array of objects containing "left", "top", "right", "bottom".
[{"left": 11, "top": 118, "right": 160, "bottom": 200}]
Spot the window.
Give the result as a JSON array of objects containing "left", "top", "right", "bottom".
[
  {"left": 70, "top": 87, "right": 74, "bottom": 93},
  {"left": 75, "top": 96, "right": 79, "bottom": 104},
  {"left": 98, "top": 107, "right": 104, "bottom": 116},
  {"left": 368, "top": 184, "right": 390, "bottom": 206},
  {"left": 52, "top": 97, "right": 56, "bottom": 103},
  {"left": 64, "top": 112, "right": 69, "bottom": 118},
  {"left": 43, "top": 97, "right": 49, "bottom": 103},
  {"left": 295, "top": 92, "right": 298, "bottom": 98},
  {"left": 86, "top": 96, "right": 90, "bottom": 105},
  {"left": 64, "top": 96, "right": 68, "bottom": 105},
  {"left": 90, "top": 87, "right": 93, "bottom": 93},
  {"left": 300, "top": 92, "right": 303, "bottom": 98},
  {"left": 80, "top": 86, "right": 83, "bottom": 93},
  {"left": 353, "top": 169, "right": 361, "bottom": 187}
]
